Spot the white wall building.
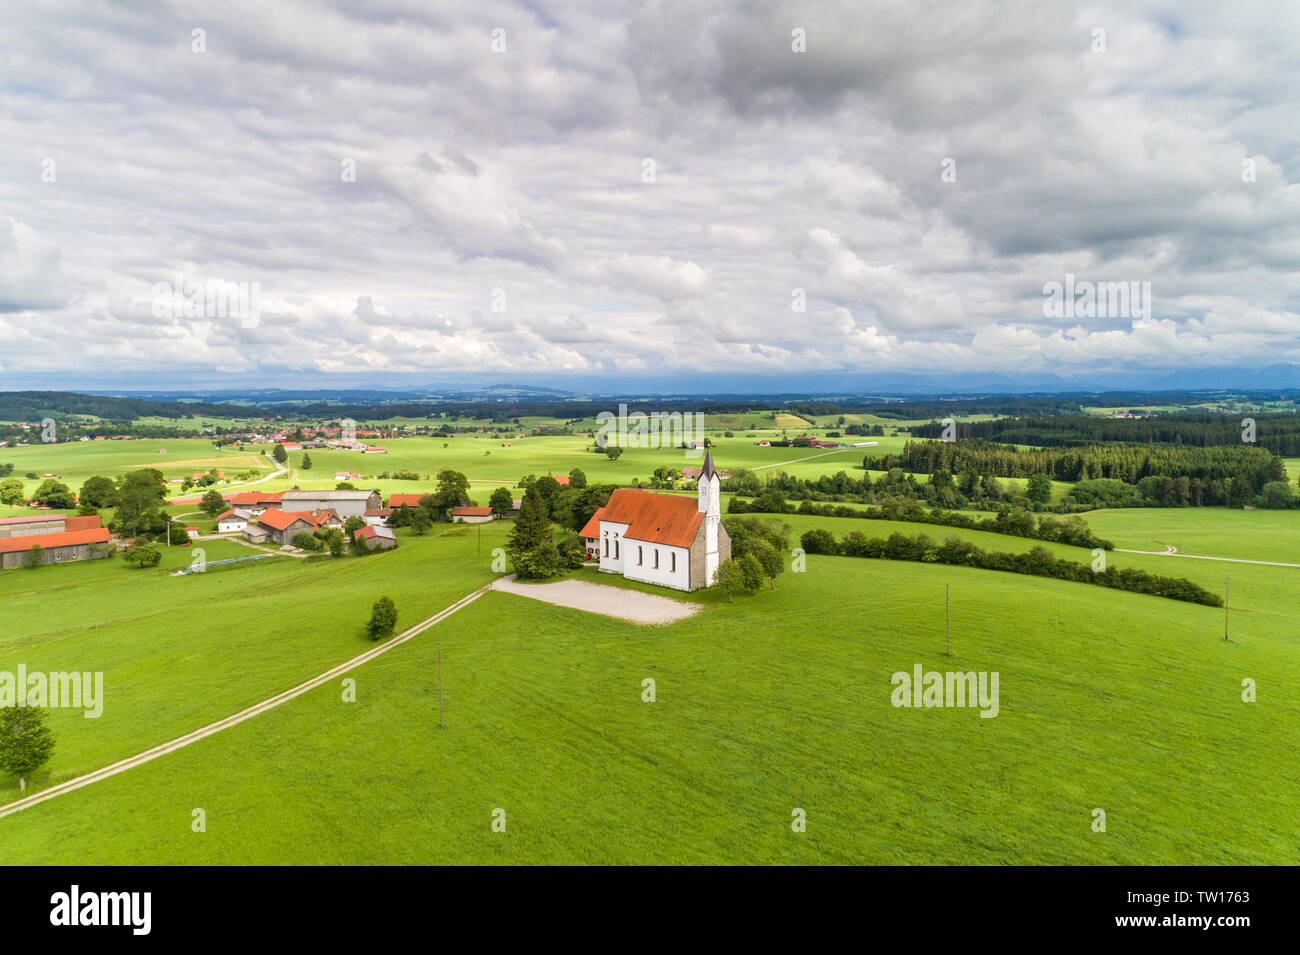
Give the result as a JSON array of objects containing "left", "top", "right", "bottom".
[{"left": 580, "top": 451, "right": 730, "bottom": 592}]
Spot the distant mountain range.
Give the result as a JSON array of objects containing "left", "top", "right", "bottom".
[
  {"left": 4, "top": 364, "right": 1300, "bottom": 422},
  {"left": 45, "top": 364, "right": 1300, "bottom": 399}
]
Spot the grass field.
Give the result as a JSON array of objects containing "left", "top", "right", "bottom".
[
  {"left": 1, "top": 497, "right": 1297, "bottom": 863},
  {"left": 2, "top": 432, "right": 1297, "bottom": 864}
]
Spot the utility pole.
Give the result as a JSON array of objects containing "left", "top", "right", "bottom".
[
  {"left": 1224, "top": 575, "right": 1230, "bottom": 641},
  {"left": 438, "top": 641, "right": 445, "bottom": 729},
  {"left": 946, "top": 584, "right": 951, "bottom": 657}
]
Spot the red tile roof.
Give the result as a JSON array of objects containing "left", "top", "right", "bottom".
[
  {"left": 387, "top": 493, "right": 429, "bottom": 507},
  {"left": 579, "top": 489, "right": 703, "bottom": 548},
  {"left": 0, "top": 514, "right": 66, "bottom": 526},
  {"left": 578, "top": 507, "right": 606, "bottom": 539},
  {"left": 256, "top": 509, "right": 319, "bottom": 531},
  {"left": 0, "top": 527, "right": 111, "bottom": 555},
  {"left": 64, "top": 515, "right": 104, "bottom": 532},
  {"left": 225, "top": 491, "right": 283, "bottom": 506},
  {"left": 452, "top": 506, "right": 492, "bottom": 516},
  {"left": 552, "top": 475, "right": 570, "bottom": 485}
]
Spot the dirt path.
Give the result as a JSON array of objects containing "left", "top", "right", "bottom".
[
  {"left": 490, "top": 574, "right": 703, "bottom": 624},
  {"left": 1116, "top": 547, "right": 1300, "bottom": 569},
  {"left": 0, "top": 585, "right": 488, "bottom": 819}
]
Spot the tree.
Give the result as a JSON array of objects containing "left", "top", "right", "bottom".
[
  {"left": 713, "top": 558, "right": 741, "bottom": 602},
  {"left": 0, "top": 706, "right": 55, "bottom": 794},
  {"left": 799, "top": 528, "right": 839, "bottom": 555},
  {"left": 433, "top": 469, "right": 471, "bottom": 518},
  {"left": 367, "top": 596, "right": 397, "bottom": 641},
  {"left": 605, "top": 446, "right": 624, "bottom": 460},
  {"left": 122, "top": 540, "right": 162, "bottom": 567},
  {"left": 489, "top": 486, "right": 514, "bottom": 516},
  {"left": 200, "top": 489, "right": 227, "bottom": 517},
  {"left": 0, "top": 477, "right": 25, "bottom": 506},
  {"left": 1260, "top": 481, "right": 1294, "bottom": 509},
  {"left": 301, "top": 453, "right": 313, "bottom": 470},
  {"left": 739, "top": 553, "right": 765, "bottom": 593},
  {"left": 24, "top": 543, "right": 45, "bottom": 568},
  {"left": 335, "top": 482, "right": 356, "bottom": 490},
  {"left": 1026, "top": 472, "right": 1053, "bottom": 505},
  {"left": 410, "top": 509, "right": 433, "bottom": 535},
  {"left": 568, "top": 468, "right": 587, "bottom": 489},
  {"left": 114, "top": 469, "right": 167, "bottom": 538},
  {"left": 754, "top": 540, "right": 784, "bottom": 588},
  {"left": 31, "top": 479, "right": 75, "bottom": 509},
  {"left": 79, "top": 475, "right": 118, "bottom": 509},
  {"left": 321, "top": 527, "right": 345, "bottom": 557},
  {"left": 507, "top": 484, "right": 559, "bottom": 580},
  {"left": 168, "top": 523, "right": 190, "bottom": 545},
  {"left": 272, "top": 443, "right": 288, "bottom": 464}
]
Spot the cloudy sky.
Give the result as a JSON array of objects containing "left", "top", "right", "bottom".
[{"left": 1, "top": 0, "right": 1297, "bottom": 393}]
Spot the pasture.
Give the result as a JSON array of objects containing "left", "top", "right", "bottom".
[{"left": 1, "top": 436, "right": 1296, "bottom": 864}]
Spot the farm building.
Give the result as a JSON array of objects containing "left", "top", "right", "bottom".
[
  {"left": 223, "top": 491, "right": 283, "bottom": 515},
  {"left": 280, "top": 489, "right": 381, "bottom": 518},
  {"left": 353, "top": 525, "right": 396, "bottom": 550},
  {"left": 579, "top": 451, "right": 730, "bottom": 592},
  {"left": 247, "top": 509, "right": 342, "bottom": 546},
  {"left": 387, "top": 493, "right": 428, "bottom": 510},
  {"left": 0, "top": 515, "right": 112, "bottom": 570},
  {"left": 451, "top": 506, "right": 494, "bottom": 524},
  {"left": 364, "top": 508, "right": 393, "bottom": 527},
  {"left": 215, "top": 508, "right": 253, "bottom": 533}
]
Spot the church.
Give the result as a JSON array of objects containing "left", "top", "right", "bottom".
[{"left": 579, "top": 451, "right": 731, "bottom": 591}]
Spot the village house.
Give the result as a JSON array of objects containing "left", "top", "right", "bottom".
[
  {"left": 215, "top": 508, "right": 253, "bottom": 533},
  {"left": 246, "top": 509, "right": 341, "bottom": 546},
  {"left": 579, "top": 451, "right": 730, "bottom": 592},
  {"left": 451, "top": 506, "right": 494, "bottom": 524},
  {"left": 353, "top": 525, "right": 397, "bottom": 550}
]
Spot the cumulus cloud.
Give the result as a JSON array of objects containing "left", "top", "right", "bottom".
[{"left": 0, "top": 0, "right": 1297, "bottom": 388}]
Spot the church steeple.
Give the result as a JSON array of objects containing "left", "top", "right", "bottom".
[
  {"left": 697, "top": 450, "right": 720, "bottom": 518},
  {"left": 701, "top": 449, "right": 718, "bottom": 481}
]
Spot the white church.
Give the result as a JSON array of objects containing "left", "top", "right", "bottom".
[{"left": 579, "top": 451, "right": 732, "bottom": 591}]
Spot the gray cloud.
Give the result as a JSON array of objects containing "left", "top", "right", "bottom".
[{"left": 1, "top": 0, "right": 1297, "bottom": 387}]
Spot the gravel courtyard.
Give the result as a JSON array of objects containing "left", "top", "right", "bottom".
[{"left": 489, "top": 575, "right": 704, "bottom": 625}]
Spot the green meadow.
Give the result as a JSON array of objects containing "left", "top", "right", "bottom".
[
  {"left": 1, "top": 501, "right": 1297, "bottom": 862},
  {"left": 1, "top": 436, "right": 1297, "bottom": 864}
]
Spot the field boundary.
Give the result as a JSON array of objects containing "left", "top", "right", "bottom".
[{"left": 0, "top": 584, "right": 488, "bottom": 819}]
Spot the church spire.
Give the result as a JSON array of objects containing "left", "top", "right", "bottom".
[{"left": 701, "top": 448, "right": 717, "bottom": 480}]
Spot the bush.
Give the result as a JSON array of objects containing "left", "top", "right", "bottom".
[
  {"left": 799, "top": 528, "right": 839, "bottom": 555},
  {"left": 292, "top": 531, "right": 323, "bottom": 551},
  {"left": 367, "top": 596, "right": 397, "bottom": 641}
]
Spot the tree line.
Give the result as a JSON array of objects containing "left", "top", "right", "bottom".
[
  {"left": 798, "top": 529, "right": 1222, "bottom": 607},
  {"left": 912, "top": 411, "right": 1300, "bottom": 455},
  {"left": 730, "top": 494, "right": 1111, "bottom": 549}
]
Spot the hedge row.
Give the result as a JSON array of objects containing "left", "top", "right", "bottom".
[
  {"left": 798, "top": 529, "right": 1222, "bottom": 607},
  {"left": 730, "top": 496, "right": 1112, "bottom": 550}
]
